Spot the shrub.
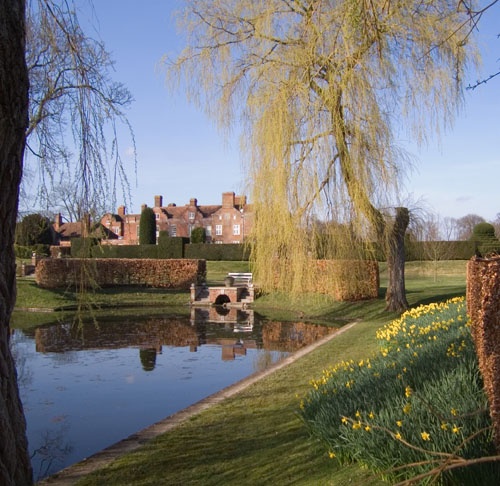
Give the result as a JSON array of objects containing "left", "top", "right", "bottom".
[
  {"left": 139, "top": 206, "right": 156, "bottom": 245},
  {"left": 471, "top": 222, "right": 500, "bottom": 255},
  {"left": 300, "top": 298, "right": 498, "bottom": 483},
  {"left": 190, "top": 227, "right": 206, "bottom": 244}
]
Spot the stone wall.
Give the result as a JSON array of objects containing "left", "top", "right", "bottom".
[
  {"left": 35, "top": 258, "right": 206, "bottom": 290},
  {"left": 466, "top": 255, "right": 500, "bottom": 451}
]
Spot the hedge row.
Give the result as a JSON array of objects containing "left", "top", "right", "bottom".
[
  {"left": 60, "top": 238, "right": 485, "bottom": 263},
  {"left": 35, "top": 258, "right": 206, "bottom": 289},
  {"left": 185, "top": 243, "right": 250, "bottom": 261},
  {"left": 70, "top": 236, "right": 189, "bottom": 259}
]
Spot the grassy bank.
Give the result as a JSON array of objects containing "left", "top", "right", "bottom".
[{"left": 20, "top": 260, "right": 469, "bottom": 485}]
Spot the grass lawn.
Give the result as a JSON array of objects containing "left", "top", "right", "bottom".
[{"left": 21, "top": 260, "right": 468, "bottom": 485}]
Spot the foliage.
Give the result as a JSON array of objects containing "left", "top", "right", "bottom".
[
  {"left": 169, "top": 0, "right": 479, "bottom": 312},
  {"left": 139, "top": 207, "right": 156, "bottom": 245},
  {"left": 472, "top": 222, "right": 496, "bottom": 240},
  {"left": 472, "top": 222, "right": 500, "bottom": 255},
  {"left": 14, "top": 244, "right": 50, "bottom": 259},
  {"left": 190, "top": 226, "right": 206, "bottom": 244},
  {"left": 300, "top": 298, "right": 500, "bottom": 483},
  {"left": 15, "top": 213, "right": 52, "bottom": 246}
]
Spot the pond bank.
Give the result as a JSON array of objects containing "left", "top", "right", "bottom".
[{"left": 37, "top": 321, "right": 358, "bottom": 485}]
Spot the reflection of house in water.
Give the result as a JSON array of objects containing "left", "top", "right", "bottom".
[
  {"left": 32, "top": 312, "right": 338, "bottom": 366},
  {"left": 33, "top": 313, "right": 258, "bottom": 364}
]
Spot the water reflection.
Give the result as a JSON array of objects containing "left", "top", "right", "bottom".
[{"left": 12, "top": 309, "right": 337, "bottom": 481}]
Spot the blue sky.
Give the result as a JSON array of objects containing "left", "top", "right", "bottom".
[{"left": 85, "top": 1, "right": 499, "bottom": 221}]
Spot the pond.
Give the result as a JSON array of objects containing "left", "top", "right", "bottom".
[{"left": 11, "top": 306, "right": 337, "bottom": 481}]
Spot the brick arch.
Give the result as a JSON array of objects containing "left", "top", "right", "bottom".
[{"left": 214, "top": 294, "right": 231, "bottom": 306}]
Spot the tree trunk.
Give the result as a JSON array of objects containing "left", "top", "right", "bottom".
[
  {"left": 385, "top": 207, "right": 410, "bottom": 312},
  {"left": 0, "top": 0, "right": 33, "bottom": 484}
]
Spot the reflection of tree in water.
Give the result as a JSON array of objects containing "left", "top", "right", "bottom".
[
  {"left": 30, "top": 424, "right": 73, "bottom": 481},
  {"left": 9, "top": 330, "right": 34, "bottom": 390},
  {"left": 139, "top": 348, "right": 158, "bottom": 372},
  {"left": 253, "top": 350, "right": 288, "bottom": 373}
]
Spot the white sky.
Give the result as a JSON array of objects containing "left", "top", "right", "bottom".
[{"left": 78, "top": 1, "right": 500, "bottom": 221}]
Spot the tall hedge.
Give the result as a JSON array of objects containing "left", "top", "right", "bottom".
[
  {"left": 185, "top": 243, "right": 250, "bottom": 261},
  {"left": 139, "top": 206, "right": 156, "bottom": 245}
]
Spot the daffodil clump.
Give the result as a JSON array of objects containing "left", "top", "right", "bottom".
[{"left": 300, "top": 297, "right": 498, "bottom": 483}]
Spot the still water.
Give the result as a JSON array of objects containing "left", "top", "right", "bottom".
[{"left": 11, "top": 307, "right": 336, "bottom": 481}]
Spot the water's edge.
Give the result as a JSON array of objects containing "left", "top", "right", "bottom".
[{"left": 37, "top": 321, "right": 358, "bottom": 485}]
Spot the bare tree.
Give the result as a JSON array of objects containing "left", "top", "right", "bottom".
[
  {"left": 1, "top": 1, "right": 135, "bottom": 483},
  {"left": 168, "top": 0, "right": 481, "bottom": 311},
  {"left": 491, "top": 212, "right": 500, "bottom": 239},
  {"left": 24, "top": 0, "right": 136, "bottom": 218},
  {"left": 456, "top": 213, "right": 486, "bottom": 240}
]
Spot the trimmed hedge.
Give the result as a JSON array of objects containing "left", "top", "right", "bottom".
[
  {"left": 185, "top": 243, "right": 250, "bottom": 261},
  {"left": 158, "top": 233, "right": 189, "bottom": 258},
  {"left": 405, "top": 240, "right": 477, "bottom": 261},
  {"left": 36, "top": 258, "right": 206, "bottom": 289}
]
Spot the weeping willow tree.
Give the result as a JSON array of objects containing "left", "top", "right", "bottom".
[{"left": 168, "top": 0, "right": 480, "bottom": 311}]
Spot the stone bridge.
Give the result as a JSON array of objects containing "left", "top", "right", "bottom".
[{"left": 190, "top": 283, "right": 255, "bottom": 307}]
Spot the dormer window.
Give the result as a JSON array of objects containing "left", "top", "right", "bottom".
[{"left": 188, "top": 211, "right": 195, "bottom": 220}]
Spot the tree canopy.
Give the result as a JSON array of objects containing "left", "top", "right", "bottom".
[
  {"left": 169, "top": 0, "right": 479, "bottom": 310},
  {"left": 15, "top": 213, "right": 52, "bottom": 246}
]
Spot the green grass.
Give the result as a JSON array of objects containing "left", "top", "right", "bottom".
[{"left": 23, "top": 260, "right": 468, "bottom": 485}]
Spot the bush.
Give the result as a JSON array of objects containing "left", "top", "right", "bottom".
[
  {"left": 300, "top": 298, "right": 498, "bottom": 484},
  {"left": 139, "top": 206, "right": 156, "bottom": 245},
  {"left": 471, "top": 222, "right": 500, "bottom": 255},
  {"left": 190, "top": 227, "right": 206, "bottom": 244}
]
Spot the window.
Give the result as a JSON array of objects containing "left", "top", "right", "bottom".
[
  {"left": 215, "top": 224, "right": 222, "bottom": 236},
  {"left": 188, "top": 211, "right": 195, "bottom": 220},
  {"left": 206, "top": 225, "right": 212, "bottom": 236},
  {"left": 155, "top": 212, "right": 160, "bottom": 220},
  {"left": 233, "top": 224, "right": 240, "bottom": 236},
  {"left": 170, "top": 225, "right": 177, "bottom": 237}
]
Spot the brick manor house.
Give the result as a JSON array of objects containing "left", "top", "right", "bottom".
[{"left": 80, "top": 192, "right": 253, "bottom": 245}]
